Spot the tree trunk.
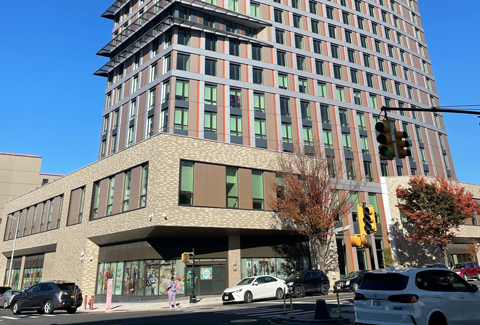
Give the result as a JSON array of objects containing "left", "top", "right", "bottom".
[
  {"left": 309, "top": 239, "right": 322, "bottom": 270},
  {"left": 440, "top": 245, "right": 449, "bottom": 267}
]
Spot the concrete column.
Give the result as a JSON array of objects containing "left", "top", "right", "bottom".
[
  {"left": 18, "top": 256, "right": 26, "bottom": 290},
  {"left": 42, "top": 252, "right": 56, "bottom": 282},
  {"left": 228, "top": 235, "right": 241, "bottom": 287},
  {"left": 80, "top": 239, "right": 100, "bottom": 298}
]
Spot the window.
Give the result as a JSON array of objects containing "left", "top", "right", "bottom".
[
  {"left": 381, "top": 10, "right": 387, "bottom": 22},
  {"left": 343, "top": 12, "right": 350, "bottom": 25},
  {"left": 378, "top": 59, "right": 385, "bottom": 72},
  {"left": 317, "top": 82, "right": 327, "bottom": 97},
  {"left": 252, "top": 170, "right": 264, "bottom": 210},
  {"left": 366, "top": 74, "right": 374, "bottom": 88},
  {"left": 102, "top": 116, "right": 109, "bottom": 134},
  {"left": 443, "top": 154, "right": 450, "bottom": 169},
  {"left": 345, "top": 30, "right": 352, "bottom": 43},
  {"left": 381, "top": 164, "right": 389, "bottom": 176},
  {"left": 315, "top": 60, "right": 324, "bottom": 75},
  {"left": 313, "top": 39, "right": 321, "bottom": 54},
  {"left": 329, "top": 25, "right": 336, "bottom": 39},
  {"left": 372, "top": 23, "right": 378, "bottom": 35},
  {"left": 375, "top": 40, "right": 382, "bottom": 53},
  {"left": 106, "top": 176, "right": 115, "bottom": 216},
  {"left": 179, "top": 161, "right": 194, "bottom": 205},
  {"left": 293, "top": 15, "right": 301, "bottom": 29},
  {"left": 303, "top": 126, "right": 313, "bottom": 146},
  {"left": 255, "top": 118, "right": 266, "bottom": 139},
  {"left": 385, "top": 98, "right": 391, "bottom": 108},
  {"left": 291, "top": 0, "right": 299, "bottom": 9},
  {"left": 281, "top": 123, "right": 292, "bottom": 143},
  {"left": 116, "top": 86, "right": 122, "bottom": 103},
  {"left": 346, "top": 158, "right": 355, "bottom": 180},
  {"left": 364, "top": 161, "right": 373, "bottom": 182},
  {"left": 297, "top": 56, "right": 306, "bottom": 71},
  {"left": 139, "top": 164, "right": 149, "bottom": 208},
  {"left": 355, "top": 0, "right": 362, "bottom": 12},
  {"left": 348, "top": 49, "right": 355, "bottom": 63},
  {"left": 231, "top": 115, "right": 242, "bottom": 136},
  {"left": 174, "top": 107, "right": 189, "bottom": 130},
  {"left": 226, "top": 167, "right": 239, "bottom": 208},
  {"left": 274, "top": 9, "right": 282, "bottom": 23},
  {"left": 395, "top": 82, "right": 402, "bottom": 96},
  {"left": 357, "top": 17, "right": 364, "bottom": 30},
  {"left": 408, "top": 87, "right": 414, "bottom": 100},
  {"left": 151, "top": 39, "right": 158, "bottom": 57},
  {"left": 295, "top": 34, "right": 303, "bottom": 49},
  {"left": 204, "top": 13, "right": 215, "bottom": 27},
  {"left": 254, "top": 93, "right": 265, "bottom": 112},
  {"left": 298, "top": 79, "right": 308, "bottom": 94},
  {"left": 230, "top": 89, "right": 241, "bottom": 109},
  {"left": 339, "top": 109, "right": 348, "bottom": 127},
  {"left": 397, "top": 33, "right": 403, "bottom": 46},
  {"left": 370, "top": 94, "right": 378, "bottom": 108},
  {"left": 161, "top": 80, "right": 170, "bottom": 104},
  {"left": 280, "top": 97, "right": 290, "bottom": 116},
  {"left": 369, "top": 5, "right": 375, "bottom": 17},
  {"left": 129, "top": 100, "right": 137, "bottom": 120},
  {"left": 148, "top": 89, "right": 156, "bottom": 111},
  {"left": 326, "top": 6, "right": 334, "bottom": 19},
  {"left": 150, "top": 63, "right": 158, "bottom": 82},
  {"left": 277, "top": 51, "right": 286, "bottom": 66},
  {"left": 321, "top": 105, "right": 330, "bottom": 123},
  {"left": 178, "top": 29, "right": 191, "bottom": 46},
  {"left": 336, "top": 86, "right": 346, "bottom": 102},
  {"left": 105, "top": 93, "right": 112, "bottom": 109},
  {"left": 179, "top": 6, "right": 191, "bottom": 20},
  {"left": 311, "top": 20, "right": 319, "bottom": 34},
  {"left": 111, "top": 134, "right": 117, "bottom": 154},
  {"left": 146, "top": 116, "right": 154, "bottom": 137},
  {"left": 230, "top": 40, "right": 240, "bottom": 56},
  {"left": 230, "top": 63, "right": 241, "bottom": 80},
  {"left": 132, "top": 75, "right": 139, "bottom": 93},
  {"left": 251, "top": 45, "right": 262, "bottom": 61},
  {"left": 301, "top": 101, "right": 310, "bottom": 119},
  {"left": 91, "top": 181, "right": 100, "bottom": 219},
  {"left": 357, "top": 113, "right": 366, "bottom": 130},
  {"left": 353, "top": 90, "right": 362, "bottom": 105},
  {"left": 334, "top": 65, "right": 342, "bottom": 80},
  {"left": 205, "top": 34, "right": 216, "bottom": 51},
  {"left": 420, "top": 148, "right": 427, "bottom": 164},
  {"left": 360, "top": 35, "right": 367, "bottom": 48},
  {"left": 205, "top": 84, "right": 217, "bottom": 106},
  {"left": 350, "top": 69, "right": 358, "bottom": 84},
  {"left": 205, "top": 59, "right": 216, "bottom": 76},
  {"left": 438, "top": 133, "right": 445, "bottom": 149},
  {"left": 163, "top": 54, "right": 171, "bottom": 73},
  {"left": 360, "top": 135, "right": 369, "bottom": 153},
  {"left": 229, "top": 0, "right": 239, "bottom": 11},
  {"left": 381, "top": 78, "right": 389, "bottom": 92},
  {"left": 276, "top": 30, "right": 285, "bottom": 44},
  {"left": 309, "top": 1, "right": 317, "bottom": 14},
  {"left": 250, "top": 2, "right": 260, "bottom": 17},
  {"left": 204, "top": 111, "right": 217, "bottom": 133},
  {"left": 133, "top": 52, "right": 140, "bottom": 70},
  {"left": 100, "top": 140, "right": 106, "bottom": 158},
  {"left": 177, "top": 53, "right": 190, "bottom": 71},
  {"left": 388, "top": 45, "right": 394, "bottom": 58},
  {"left": 175, "top": 80, "right": 189, "bottom": 101},
  {"left": 127, "top": 125, "right": 134, "bottom": 147},
  {"left": 342, "top": 133, "right": 352, "bottom": 151},
  {"left": 363, "top": 54, "right": 370, "bottom": 67},
  {"left": 278, "top": 74, "right": 288, "bottom": 90},
  {"left": 252, "top": 68, "right": 263, "bottom": 84},
  {"left": 323, "top": 130, "right": 333, "bottom": 148},
  {"left": 331, "top": 45, "right": 339, "bottom": 59},
  {"left": 415, "top": 126, "right": 423, "bottom": 142}
]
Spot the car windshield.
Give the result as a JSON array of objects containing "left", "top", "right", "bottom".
[
  {"left": 453, "top": 264, "right": 465, "bottom": 270},
  {"left": 58, "top": 283, "right": 76, "bottom": 291},
  {"left": 11, "top": 290, "right": 20, "bottom": 295},
  {"left": 236, "top": 278, "right": 255, "bottom": 286},
  {"left": 286, "top": 271, "right": 304, "bottom": 280},
  {"left": 344, "top": 271, "right": 361, "bottom": 279},
  {"left": 360, "top": 273, "right": 409, "bottom": 291}
]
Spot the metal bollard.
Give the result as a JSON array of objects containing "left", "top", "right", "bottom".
[
  {"left": 84, "top": 295, "right": 88, "bottom": 310},
  {"left": 90, "top": 296, "right": 94, "bottom": 310},
  {"left": 283, "top": 287, "right": 287, "bottom": 315},
  {"left": 336, "top": 291, "right": 342, "bottom": 318}
]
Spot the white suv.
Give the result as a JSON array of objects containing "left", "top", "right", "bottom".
[{"left": 354, "top": 267, "right": 480, "bottom": 325}]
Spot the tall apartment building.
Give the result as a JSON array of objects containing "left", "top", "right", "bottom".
[{"left": 0, "top": 0, "right": 460, "bottom": 302}]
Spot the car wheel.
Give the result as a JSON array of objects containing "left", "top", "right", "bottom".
[
  {"left": 12, "top": 301, "right": 21, "bottom": 315},
  {"left": 463, "top": 274, "right": 469, "bottom": 282},
  {"left": 429, "top": 312, "right": 447, "bottom": 325},
  {"left": 352, "top": 283, "right": 359, "bottom": 292},
  {"left": 244, "top": 291, "right": 253, "bottom": 303},
  {"left": 294, "top": 285, "right": 304, "bottom": 298},
  {"left": 321, "top": 283, "right": 329, "bottom": 295},
  {"left": 67, "top": 307, "right": 77, "bottom": 314},
  {"left": 477, "top": 272, "right": 480, "bottom": 281},
  {"left": 43, "top": 300, "right": 54, "bottom": 314},
  {"left": 275, "top": 288, "right": 284, "bottom": 300}
]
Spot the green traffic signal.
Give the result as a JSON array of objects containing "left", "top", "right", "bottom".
[{"left": 375, "top": 120, "right": 396, "bottom": 160}]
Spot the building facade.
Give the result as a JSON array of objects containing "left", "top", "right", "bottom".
[{"left": 0, "top": 0, "right": 461, "bottom": 302}]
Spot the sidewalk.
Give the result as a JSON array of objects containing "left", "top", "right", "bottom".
[{"left": 78, "top": 295, "right": 223, "bottom": 313}]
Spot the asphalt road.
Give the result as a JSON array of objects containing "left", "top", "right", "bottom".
[{"left": 0, "top": 293, "right": 355, "bottom": 325}]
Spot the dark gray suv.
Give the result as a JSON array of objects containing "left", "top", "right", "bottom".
[{"left": 10, "top": 282, "right": 82, "bottom": 315}]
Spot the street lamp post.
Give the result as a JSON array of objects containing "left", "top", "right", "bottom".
[{"left": 6, "top": 215, "right": 20, "bottom": 287}]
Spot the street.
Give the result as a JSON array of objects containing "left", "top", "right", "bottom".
[{"left": 0, "top": 293, "right": 355, "bottom": 325}]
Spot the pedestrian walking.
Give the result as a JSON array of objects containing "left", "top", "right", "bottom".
[{"left": 167, "top": 277, "right": 177, "bottom": 308}]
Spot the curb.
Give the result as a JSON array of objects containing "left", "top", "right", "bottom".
[{"left": 275, "top": 315, "right": 352, "bottom": 325}]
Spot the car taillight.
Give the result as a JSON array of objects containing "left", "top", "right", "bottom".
[
  {"left": 388, "top": 294, "right": 419, "bottom": 303},
  {"left": 354, "top": 292, "right": 366, "bottom": 300}
]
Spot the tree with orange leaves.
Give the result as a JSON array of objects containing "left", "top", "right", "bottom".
[
  {"left": 271, "top": 149, "right": 358, "bottom": 272},
  {"left": 396, "top": 176, "right": 480, "bottom": 265},
  {"left": 465, "top": 240, "right": 479, "bottom": 262}
]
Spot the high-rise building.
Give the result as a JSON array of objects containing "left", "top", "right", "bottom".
[{"left": 1, "top": 0, "right": 462, "bottom": 302}]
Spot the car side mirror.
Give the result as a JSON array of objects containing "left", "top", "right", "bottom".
[
  {"left": 253, "top": 282, "right": 258, "bottom": 286},
  {"left": 469, "top": 284, "right": 478, "bottom": 292}
]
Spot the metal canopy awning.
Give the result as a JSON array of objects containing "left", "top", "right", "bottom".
[
  {"left": 94, "top": 16, "right": 273, "bottom": 77},
  {"left": 101, "top": 0, "right": 129, "bottom": 19}
]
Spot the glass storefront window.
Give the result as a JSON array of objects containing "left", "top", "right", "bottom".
[
  {"left": 241, "top": 257, "right": 310, "bottom": 280},
  {"left": 22, "top": 268, "right": 42, "bottom": 289},
  {"left": 115, "top": 262, "right": 124, "bottom": 295}
]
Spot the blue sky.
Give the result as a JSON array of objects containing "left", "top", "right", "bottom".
[{"left": 1, "top": 0, "right": 479, "bottom": 184}]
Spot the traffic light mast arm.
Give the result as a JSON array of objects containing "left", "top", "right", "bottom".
[{"left": 380, "top": 106, "right": 480, "bottom": 117}]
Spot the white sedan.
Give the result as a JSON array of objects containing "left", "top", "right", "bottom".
[
  {"left": 222, "top": 275, "right": 288, "bottom": 303},
  {"left": 354, "top": 267, "right": 480, "bottom": 325}
]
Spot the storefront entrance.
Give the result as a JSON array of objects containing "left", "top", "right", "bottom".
[{"left": 185, "top": 264, "right": 227, "bottom": 296}]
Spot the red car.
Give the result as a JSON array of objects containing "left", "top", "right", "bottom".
[
  {"left": 0, "top": 287, "right": 11, "bottom": 297},
  {"left": 453, "top": 261, "right": 480, "bottom": 281}
]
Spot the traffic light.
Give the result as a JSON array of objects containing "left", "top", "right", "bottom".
[
  {"left": 394, "top": 128, "right": 412, "bottom": 159},
  {"left": 357, "top": 204, "right": 367, "bottom": 236},
  {"left": 364, "top": 205, "right": 377, "bottom": 234},
  {"left": 375, "top": 120, "right": 396, "bottom": 160},
  {"left": 181, "top": 252, "right": 191, "bottom": 263},
  {"left": 350, "top": 235, "right": 367, "bottom": 248}
]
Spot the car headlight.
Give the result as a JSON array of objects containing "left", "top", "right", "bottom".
[
  {"left": 234, "top": 289, "right": 243, "bottom": 293},
  {"left": 345, "top": 280, "right": 350, "bottom": 286},
  {"left": 287, "top": 282, "right": 293, "bottom": 286}
]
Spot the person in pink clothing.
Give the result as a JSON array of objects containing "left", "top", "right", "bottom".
[{"left": 167, "top": 277, "right": 177, "bottom": 308}]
